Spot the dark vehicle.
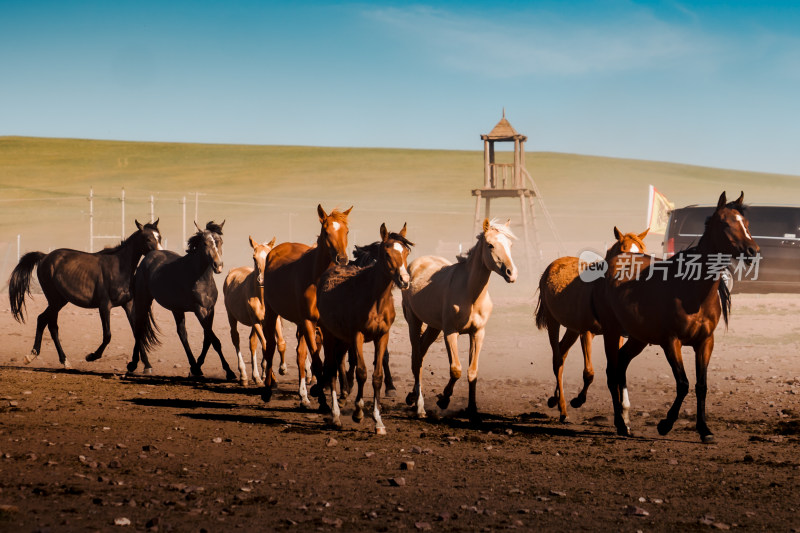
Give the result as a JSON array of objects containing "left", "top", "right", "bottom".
[{"left": 663, "top": 204, "right": 800, "bottom": 293}]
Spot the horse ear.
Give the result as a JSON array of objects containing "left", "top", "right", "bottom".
[
  {"left": 638, "top": 228, "right": 649, "bottom": 240},
  {"left": 482, "top": 218, "right": 490, "bottom": 233},
  {"left": 153, "top": 218, "right": 159, "bottom": 228},
  {"left": 248, "top": 236, "right": 257, "bottom": 249},
  {"left": 399, "top": 222, "right": 407, "bottom": 238},
  {"left": 505, "top": 218, "right": 512, "bottom": 227},
  {"left": 613, "top": 226, "right": 622, "bottom": 241},
  {"left": 716, "top": 191, "right": 727, "bottom": 210},
  {"left": 735, "top": 191, "right": 744, "bottom": 205},
  {"left": 135, "top": 219, "right": 143, "bottom": 230},
  {"left": 194, "top": 220, "right": 202, "bottom": 232},
  {"left": 317, "top": 204, "right": 327, "bottom": 223},
  {"left": 380, "top": 223, "right": 388, "bottom": 242},
  {"left": 343, "top": 206, "right": 353, "bottom": 217},
  {"left": 267, "top": 237, "right": 276, "bottom": 248},
  {"left": 219, "top": 220, "right": 225, "bottom": 230}
]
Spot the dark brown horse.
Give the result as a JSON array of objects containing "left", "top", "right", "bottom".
[
  {"left": 260, "top": 205, "right": 351, "bottom": 408},
  {"left": 8, "top": 220, "right": 163, "bottom": 368},
  {"left": 594, "top": 192, "right": 759, "bottom": 443},
  {"left": 127, "top": 221, "right": 236, "bottom": 380},
  {"left": 316, "top": 223, "right": 413, "bottom": 433},
  {"left": 534, "top": 227, "right": 648, "bottom": 421}
]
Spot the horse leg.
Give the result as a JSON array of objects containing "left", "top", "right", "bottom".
[
  {"left": 603, "top": 330, "right": 628, "bottom": 436},
  {"left": 466, "top": 328, "right": 486, "bottom": 425},
  {"left": 382, "top": 349, "right": 396, "bottom": 397},
  {"left": 127, "top": 293, "right": 153, "bottom": 374},
  {"left": 339, "top": 347, "right": 356, "bottom": 403},
  {"left": 274, "top": 317, "right": 288, "bottom": 375},
  {"left": 86, "top": 303, "right": 112, "bottom": 362},
  {"left": 295, "top": 328, "right": 313, "bottom": 410},
  {"left": 694, "top": 335, "right": 715, "bottom": 443},
  {"left": 615, "top": 337, "right": 648, "bottom": 433},
  {"left": 571, "top": 332, "right": 594, "bottom": 409},
  {"left": 351, "top": 333, "right": 368, "bottom": 425},
  {"left": 45, "top": 301, "right": 70, "bottom": 369},
  {"left": 228, "top": 314, "right": 247, "bottom": 385},
  {"left": 259, "top": 307, "right": 279, "bottom": 403},
  {"left": 250, "top": 323, "right": 267, "bottom": 387},
  {"left": 436, "top": 332, "right": 461, "bottom": 411},
  {"left": 201, "top": 308, "right": 236, "bottom": 381},
  {"left": 657, "top": 338, "right": 689, "bottom": 437},
  {"left": 372, "top": 334, "right": 390, "bottom": 434},
  {"left": 28, "top": 306, "right": 54, "bottom": 362},
  {"left": 172, "top": 311, "right": 201, "bottom": 377},
  {"left": 547, "top": 322, "right": 577, "bottom": 422},
  {"left": 403, "top": 302, "right": 428, "bottom": 417}
]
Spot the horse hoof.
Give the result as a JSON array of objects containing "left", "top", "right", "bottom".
[
  {"left": 85, "top": 353, "right": 101, "bottom": 362},
  {"left": 570, "top": 397, "right": 586, "bottom": 409},
  {"left": 468, "top": 413, "right": 482, "bottom": 426},
  {"left": 384, "top": 388, "right": 397, "bottom": 398},
  {"left": 225, "top": 372, "right": 237, "bottom": 382},
  {"left": 24, "top": 352, "right": 38, "bottom": 365},
  {"left": 318, "top": 402, "right": 332, "bottom": 415},
  {"left": 559, "top": 414, "right": 570, "bottom": 423},
  {"left": 375, "top": 426, "right": 387, "bottom": 435},
  {"left": 190, "top": 366, "right": 204, "bottom": 377},
  {"left": 436, "top": 394, "right": 450, "bottom": 410},
  {"left": 253, "top": 378, "right": 265, "bottom": 387},
  {"left": 338, "top": 398, "right": 348, "bottom": 409},
  {"left": 62, "top": 360, "right": 72, "bottom": 369},
  {"left": 547, "top": 396, "right": 558, "bottom": 408},
  {"left": 331, "top": 418, "right": 343, "bottom": 430},
  {"left": 404, "top": 392, "right": 416, "bottom": 406},
  {"left": 126, "top": 362, "right": 138, "bottom": 373},
  {"left": 143, "top": 367, "right": 153, "bottom": 375},
  {"left": 271, "top": 380, "right": 278, "bottom": 389},
  {"left": 261, "top": 387, "right": 273, "bottom": 403},
  {"left": 239, "top": 379, "right": 248, "bottom": 387},
  {"left": 657, "top": 419, "right": 673, "bottom": 436},
  {"left": 279, "top": 364, "right": 288, "bottom": 376},
  {"left": 416, "top": 409, "right": 427, "bottom": 419},
  {"left": 616, "top": 425, "right": 633, "bottom": 438},
  {"left": 300, "top": 398, "right": 313, "bottom": 410},
  {"left": 352, "top": 410, "right": 363, "bottom": 424},
  {"left": 309, "top": 384, "right": 321, "bottom": 397},
  {"left": 701, "top": 434, "right": 716, "bottom": 444}
]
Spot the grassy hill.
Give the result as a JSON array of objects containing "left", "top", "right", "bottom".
[{"left": 2, "top": 136, "right": 798, "bottom": 285}]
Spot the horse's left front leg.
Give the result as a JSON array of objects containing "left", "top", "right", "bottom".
[
  {"left": 436, "top": 332, "right": 461, "bottom": 411},
  {"left": 615, "top": 337, "right": 648, "bottom": 432},
  {"left": 86, "top": 303, "right": 113, "bottom": 362},
  {"left": 382, "top": 349, "right": 396, "bottom": 397},
  {"left": 657, "top": 337, "right": 689, "bottom": 437},
  {"left": 694, "top": 335, "right": 715, "bottom": 443},
  {"left": 371, "top": 334, "right": 390, "bottom": 434},
  {"left": 350, "top": 333, "right": 367, "bottom": 425},
  {"left": 466, "top": 328, "right": 486, "bottom": 424}
]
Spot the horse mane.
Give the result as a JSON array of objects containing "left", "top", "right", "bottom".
[
  {"left": 320, "top": 264, "right": 368, "bottom": 292},
  {"left": 205, "top": 221, "right": 224, "bottom": 235},
  {"left": 457, "top": 219, "right": 515, "bottom": 263},
  {"left": 352, "top": 234, "right": 415, "bottom": 266},
  {"left": 328, "top": 209, "right": 350, "bottom": 223},
  {"left": 97, "top": 222, "right": 160, "bottom": 255},
  {"left": 186, "top": 221, "right": 223, "bottom": 253}
]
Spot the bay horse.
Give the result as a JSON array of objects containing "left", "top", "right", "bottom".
[
  {"left": 534, "top": 227, "right": 649, "bottom": 422},
  {"left": 223, "top": 236, "right": 289, "bottom": 386},
  {"left": 594, "top": 192, "right": 759, "bottom": 443},
  {"left": 260, "top": 205, "right": 351, "bottom": 408},
  {"left": 402, "top": 218, "right": 517, "bottom": 423},
  {"left": 127, "top": 221, "right": 236, "bottom": 380},
  {"left": 316, "top": 223, "right": 413, "bottom": 434},
  {"left": 8, "top": 220, "right": 163, "bottom": 368}
]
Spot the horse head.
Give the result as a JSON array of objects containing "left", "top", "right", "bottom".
[
  {"left": 190, "top": 220, "right": 225, "bottom": 274},
  {"left": 606, "top": 227, "right": 649, "bottom": 259},
  {"left": 481, "top": 218, "right": 518, "bottom": 283},
  {"left": 134, "top": 218, "right": 163, "bottom": 253},
  {"left": 317, "top": 204, "right": 351, "bottom": 267},
  {"left": 249, "top": 235, "right": 276, "bottom": 286},
  {"left": 379, "top": 222, "right": 413, "bottom": 290},
  {"left": 706, "top": 191, "right": 760, "bottom": 260}
]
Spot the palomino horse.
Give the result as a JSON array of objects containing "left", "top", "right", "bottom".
[
  {"left": 402, "top": 218, "right": 517, "bottom": 423},
  {"left": 8, "top": 220, "right": 163, "bottom": 368},
  {"left": 223, "top": 236, "right": 289, "bottom": 386},
  {"left": 594, "top": 192, "right": 759, "bottom": 443},
  {"left": 534, "top": 227, "right": 649, "bottom": 421},
  {"left": 316, "top": 223, "right": 413, "bottom": 434},
  {"left": 260, "top": 205, "right": 351, "bottom": 408},
  {"left": 127, "top": 221, "right": 237, "bottom": 380}
]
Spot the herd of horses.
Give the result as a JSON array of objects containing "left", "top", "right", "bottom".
[{"left": 8, "top": 191, "right": 759, "bottom": 443}]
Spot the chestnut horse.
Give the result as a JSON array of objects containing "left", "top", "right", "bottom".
[
  {"left": 594, "top": 192, "right": 759, "bottom": 443},
  {"left": 223, "top": 236, "right": 289, "bottom": 386},
  {"left": 402, "top": 218, "right": 517, "bottom": 423},
  {"left": 127, "top": 221, "right": 236, "bottom": 380},
  {"left": 316, "top": 223, "right": 413, "bottom": 433},
  {"left": 260, "top": 205, "right": 351, "bottom": 408},
  {"left": 534, "top": 227, "right": 649, "bottom": 421},
  {"left": 8, "top": 220, "right": 162, "bottom": 368}
]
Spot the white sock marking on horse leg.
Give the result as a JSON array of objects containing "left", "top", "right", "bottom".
[
  {"left": 235, "top": 350, "right": 247, "bottom": 383},
  {"left": 332, "top": 389, "right": 341, "bottom": 427},
  {"left": 250, "top": 351, "right": 262, "bottom": 384},
  {"left": 622, "top": 387, "right": 630, "bottom": 424},
  {"left": 299, "top": 377, "right": 311, "bottom": 407},
  {"left": 374, "top": 397, "right": 385, "bottom": 434}
]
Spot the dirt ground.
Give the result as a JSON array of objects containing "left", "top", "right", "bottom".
[{"left": 1, "top": 283, "right": 799, "bottom": 532}]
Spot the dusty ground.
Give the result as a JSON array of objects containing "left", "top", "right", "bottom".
[{"left": 1, "top": 285, "right": 799, "bottom": 532}]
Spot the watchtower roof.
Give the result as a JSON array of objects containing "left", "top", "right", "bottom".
[{"left": 480, "top": 110, "right": 527, "bottom": 142}]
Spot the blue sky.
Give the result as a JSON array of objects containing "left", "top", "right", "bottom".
[{"left": 1, "top": 0, "right": 799, "bottom": 175}]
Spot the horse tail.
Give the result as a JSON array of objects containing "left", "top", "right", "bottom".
[
  {"left": 8, "top": 251, "right": 46, "bottom": 323},
  {"left": 136, "top": 302, "right": 162, "bottom": 355},
  {"left": 534, "top": 271, "right": 551, "bottom": 330},
  {"left": 718, "top": 278, "right": 731, "bottom": 329}
]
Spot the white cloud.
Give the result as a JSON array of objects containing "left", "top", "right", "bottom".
[{"left": 364, "top": 5, "right": 717, "bottom": 77}]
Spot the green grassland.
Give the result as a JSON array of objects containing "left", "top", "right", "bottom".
[{"left": 2, "top": 136, "right": 798, "bottom": 285}]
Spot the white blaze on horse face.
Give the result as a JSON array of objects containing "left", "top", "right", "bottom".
[
  {"left": 393, "top": 242, "right": 405, "bottom": 253},
  {"left": 332, "top": 221, "right": 341, "bottom": 232},
  {"left": 629, "top": 243, "right": 640, "bottom": 254},
  {"left": 153, "top": 231, "right": 163, "bottom": 250},
  {"left": 257, "top": 249, "right": 268, "bottom": 263},
  {"left": 735, "top": 214, "right": 753, "bottom": 240}
]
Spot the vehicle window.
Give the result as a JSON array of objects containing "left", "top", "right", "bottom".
[
  {"left": 747, "top": 207, "right": 798, "bottom": 239},
  {"left": 676, "top": 208, "right": 713, "bottom": 236}
]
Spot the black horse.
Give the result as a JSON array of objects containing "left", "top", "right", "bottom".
[
  {"left": 8, "top": 220, "right": 163, "bottom": 368},
  {"left": 127, "top": 221, "right": 236, "bottom": 380}
]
